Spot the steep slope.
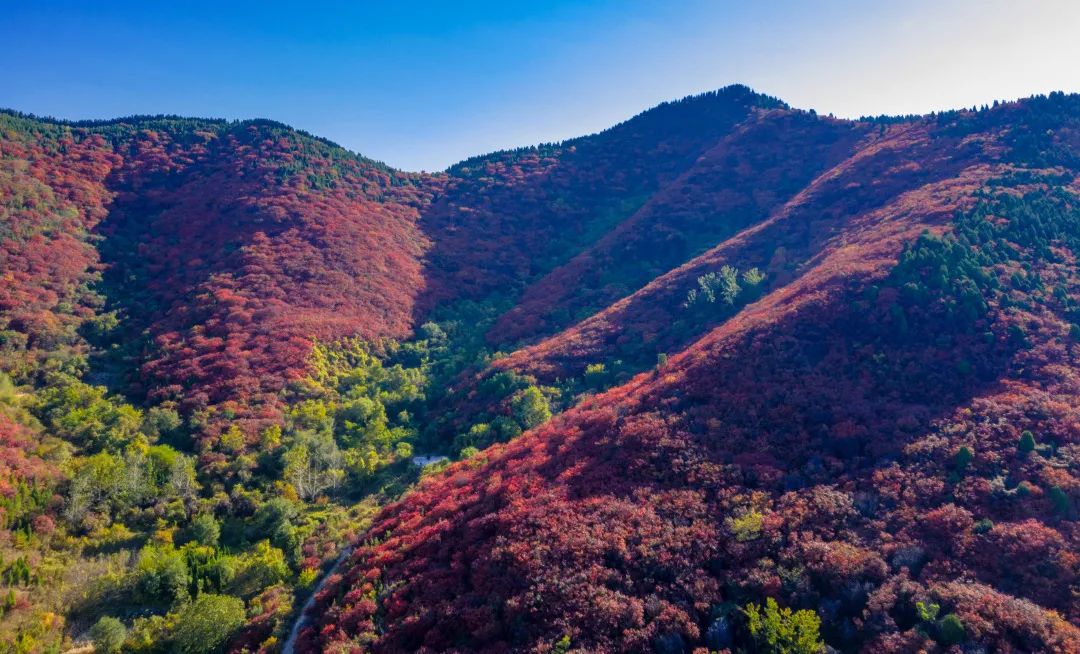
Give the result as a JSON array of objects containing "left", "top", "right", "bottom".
[
  {"left": 94, "top": 120, "right": 437, "bottom": 442},
  {"left": 492, "top": 115, "right": 992, "bottom": 383},
  {"left": 0, "top": 112, "right": 439, "bottom": 448},
  {"left": 415, "top": 86, "right": 784, "bottom": 314},
  {"left": 299, "top": 96, "right": 1080, "bottom": 653},
  {"left": 0, "top": 113, "right": 120, "bottom": 380},
  {"left": 488, "top": 108, "right": 868, "bottom": 345}
]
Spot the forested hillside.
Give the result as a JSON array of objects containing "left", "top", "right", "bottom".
[
  {"left": 301, "top": 95, "right": 1080, "bottom": 653},
  {"left": 1, "top": 87, "right": 1079, "bottom": 653}
]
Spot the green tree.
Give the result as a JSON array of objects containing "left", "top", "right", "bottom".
[
  {"left": 954, "top": 446, "right": 974, "bottom": 470},
  {"left": 492, "top": 416, "right": 523, "bottom": 441},
  {"left": 742, "top": 267, "right": 766, "bottom": 287},
  {"left": 219, "top": 425, "right": 246, "bottom": 453},
  {"left": 136, "top": 543, "right": 190, "bottom": 606},
  {"left": 916, "top": 601, "right": 940, "bottom": 622},
  {"left": 171, "top": 593, "right": 246, "bottom": 654},
  {"left": 35, "top": 376, "right": 143, "bottom": 451},
  {"left": 251, "top": 497, "right": 300, "bottom": 555},
  {"left": 743, "top": 598, "right": 823, "bottom": 654},
  {"left": 583, "top": 363, "right": 608, "bottom": 389},
  {"left": 190, "top": 514, "right": 221, "bottom": 547},
  {"left": 63, "top": 451, "right": 125, "bottom": 525},
  {"left": 89, "top": 616, "right": 127, "bottom": 654},
  {"left": 283, "top": 431, "right": 344, "bottom": 500},
  {"left": 937, "top": 613, "right": 966, "bottom": 646},
  {"left": 727, "top": 509, "right": 764, "bottom": 542},
  {"left": 1049, "top": 486, "right": 1071, "bottom": 514},
  {"left": 287, "top": 399, "right": 334, "bottom": 433},
  {"left": 1018, "top": 430, "right": 1036, "bottom": 455},
  {"left": 142, "top": 405, "right": 183, "bottom": 440},
  {"left": 719, "top": 265, "right": 742, "bottom": 304},
  {"left": 224, "top": 540, "right": 289, "bottom": 598},
  {"left": 456, "top": 422, "right": 493, "bottom": 451},
  {"left": 337, "top": 396, "right": 392, "bottom": 448},
  {"left": 510, "top": 386, "right": 552, "bottom": 430}
]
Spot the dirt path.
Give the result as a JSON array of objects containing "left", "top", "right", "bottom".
[{"left": 281, "top": 545, "right": 355, "bottom": 654}]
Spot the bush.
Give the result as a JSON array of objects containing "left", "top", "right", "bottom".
[
  {"left": 583, "top": 363, "right": 608, "bottom": 388},
  {"left": 937, "top": 613, "right": 966, "bottom": 646},
  {"left": 136, "top": 543, "right": 190, "bottom": 607},
  {"left": 1049, "top": 486, "right": 1071, "bottom": 514},
  {"left": 727, "top": 509, "right": 764, "bottom": 542},
  {"left": 1018, "top": 430, "right": 1036, "bottom": 455},
  {"left": 172, "top": 594, "right": 246, "bottom": 654},
  {"left": 743, "top": 597, "right": 823, "bottom": 653},
  {"left": 954, "top": 446, "right": 974, "bottom": 470},
  {"left": 510, "top": 386, "right": 552, "bottom": 430},
  {"left": 190, "top": 514, "right": 220, "bottom": 547},
  {"left": 90, "top": 616, "right": 127, "bottom": 654}
]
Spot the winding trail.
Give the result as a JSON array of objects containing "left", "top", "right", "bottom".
[{"left": 282, "top": 545, "right": 355, "bottom": 654}]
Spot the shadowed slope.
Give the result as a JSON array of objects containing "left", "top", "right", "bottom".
[
  {"left": 492, "top": 117, "right": 995, "bottom": 383},
  {"left": 416, "top": 86, "right": 784, "bottom": 313},
  {"left": 488, "top": 109, "right": 868, "bottom": 345}
]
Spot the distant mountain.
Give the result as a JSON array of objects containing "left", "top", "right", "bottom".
[{"left": 2, "top": 87, "right": 1079, "bottom": 652}]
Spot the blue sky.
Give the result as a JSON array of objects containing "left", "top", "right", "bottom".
[{"left": 4, "top": 1, "right": 1079, "bottom": 171}]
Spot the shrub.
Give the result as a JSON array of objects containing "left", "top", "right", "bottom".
[
  {"left": 1049, "top": 486, "right": 1071, "bottom": 514},
  {"left": 937, "top": 613, "right": 966, "bottom": 646},
  {"left": 727, "top": 509, "right": 764, "bottom": 542},
  {"left": 89, "top": 616, "right": 127, "bottom": 654},
  {"left": 172, "top": 594, "right": 246, "bottom": 654},
  {"left": 583, "top": 363, "right": 608, "bottom": 388},
  {"left": 510, "top": 386, "right": 552, "bottom": 429},
  {"left": 190, "top": 514, "right": 220, "bottom": 547},
  {"left": 743, "top": 597, "right": 823, "bottom": 654},
  {"left": 1018, "top": 430, "right": 1036, "bottom": 455},
  {"left": 954, "top": 446, "right": 974, "bottom": 470}
]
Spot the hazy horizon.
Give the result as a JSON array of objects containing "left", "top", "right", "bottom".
[{"left": 4, "top": 0, "right": 1079, "bottom": 171}]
